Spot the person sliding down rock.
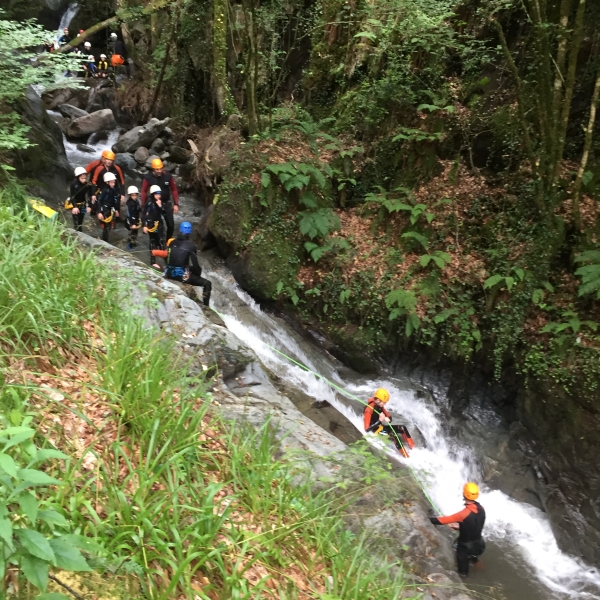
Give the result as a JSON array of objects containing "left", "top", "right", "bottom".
[
  {"left": 65, "top": 167, "right": 90, "bottom": 232},
  {"left": 142, "top": 185, "right": 166, "bottom": 269},
  {"left": 363, "top": 388, "right": 415, "bottom": 458},
  {"left": 97, "top": 172, "right": 120, "bottom": 243},
  {"left": 429, "top": 483, "right": 486, "bottom": 577},
  {"left": 124, "top": 186, "right": 141, "bottom": 249},
  {"left": 151, "top": 222, "right": 212, "bottom": 306}
]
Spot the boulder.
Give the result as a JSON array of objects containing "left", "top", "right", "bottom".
[
  {"left": 88, "top": 131, "right": 108, "bottom": 145},
  {"left": 112, "top": 118, "right": 170, "bottom": 153},
  {"left": 12, "top": 86, "right": 71, "bottom": 202},
  {"left": 67, "top": 109, "right": 117, "bottom": 138},
  {"left": 134, "top": 146, "right": 150, "bottom": 164},
  {"left": 58, "top": 103, "right": 89, "bottom": 120},
  {"left": 150, "top": 137, "right": 165, "bottom": 153},
  {"left": 42, "top": 88, "right": 75, "bottom": 110},
  {"left": 76, "top": 144, "right": 95, "bottom": 154},
  {"left": 115, "top": 153, "right": 138, "bottom": 178},
  {"left": 53, "top": 116, "right": 72, "bottom": 135},
  {"left": 169, "top": 145, "right": 192, "bottom": 164},
  {"left": 160, "top": 152, "right": 170, "bottom": 161}
]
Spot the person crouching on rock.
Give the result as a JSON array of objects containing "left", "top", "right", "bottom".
[
  {"left": 429, "top": 483, "right": 486, "bottom": 577},
  {"left": 151, "top": 221, "right": 212, "bottom": 306},
  {"left": 66, "top": 167, "right": 90, "bottom": 232},
  {"left": 363, "top": 387, "right": 415, "bottom": 458},
  {"left": 97, "top": 172, "right": 120, "bottom": 243},
  {"left": 125, "top": 185, "right": 141, "bottom": 249},
  {"left": 142, "top": 185, "right": 165, "bottom": 270}
]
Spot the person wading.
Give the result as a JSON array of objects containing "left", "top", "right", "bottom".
[
  {"left": 429, "top": 482, "right": 486, "bottom": 577},
  {"left": 86, "top": 150, "right": 125, "bottom": 214},
  {"left": 141, "top": 158, "right": 179, "bottom": 241},
  {"left": 363, "top": 388, "right": 415, "bottom": 458},
  {"left": 151, "top": 222, "right": 212, "bottom": 306},
  {"left": 65, "top": 167, "right": 90, "bottom": 232}
]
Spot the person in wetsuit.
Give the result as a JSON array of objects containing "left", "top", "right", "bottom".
[
  {"left": 142, "top": 185, "right": 166, "bottom": 268},
  {"left": 66, "top": 167, "right": 90, "bottom": 232},
  {"left": 152, "top": 222, "right": 212, "bottom": 306},
  {"left": 363, "top": 387, "right": 415, "bottom": 457},
  {"left": 124, "top": 185, "right": 142, "bottom": 249},
  {"left": 86, "top": 149, "right": 125, "bottom": 214},
  {"left": 141, "top": 158, "right": 179, "bottom": 241},
  {"left": 97, "top": 172, "right": 120, "bottom": 242},
  {"left": 429, "top": 482, "right": 486, "bottom": 577}
]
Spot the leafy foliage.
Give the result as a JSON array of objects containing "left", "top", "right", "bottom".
[
  {"left": 574, "top": 250, "right": 600, "bottom": 299},
  {"left": 0, "top": 13, "right": 81, "bottom": 155}
]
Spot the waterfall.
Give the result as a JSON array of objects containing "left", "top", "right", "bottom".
[{"left": 56, "top": 3, "right": 80, "bottom": 43}]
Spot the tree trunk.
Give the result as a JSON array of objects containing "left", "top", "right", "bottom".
[
  {"left": 242, "top": 0, "right": 260, "bottom": 134},
  {"left": 552, "top": 0, "right": 586, "bottom": 187},
  {"left": 213, "top": 0, "right": 238, "bottom": 118},
  {"left": 571, "top": 65, "right": 600, "bottom": 230}
]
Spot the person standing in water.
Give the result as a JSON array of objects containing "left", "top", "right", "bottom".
[{"left": 429, "top": 482, "right": 486, "bottom": 577}]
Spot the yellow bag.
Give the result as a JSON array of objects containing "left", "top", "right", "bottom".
[{"left": 64, "top": 198, "right": 73, "bottom": 210}]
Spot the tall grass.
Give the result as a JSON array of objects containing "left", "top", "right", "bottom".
[{"left": 0, "top": 187, "right": 417, "bottom": 599}]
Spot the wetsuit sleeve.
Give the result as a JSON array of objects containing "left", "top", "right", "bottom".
[
  {"left": 430, "top": 506, "right": 472, "bottom": 525},
  {"left": 114, "top": 165, "right": 125, "bottom": 195},
  {"left": 85, "top": 159, "right": 100, "bottom": 174},
  {"left": 91, "top": 165, "right": 103, "bottom": 187},
  {"left": 188, "top": 247, "right": 201, "bottom": 276},
  {"left": 363, "top": 405, "right": 374, "bottom": 431},
  {"left": 141, "top": 179, "right": 149, "bottom": 206},
  {"left": 169, "top": 177, "right": 179, "bottom": 205}
]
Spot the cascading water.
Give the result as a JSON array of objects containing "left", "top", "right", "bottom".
[
  {"left": 57, "top": 3, "right": 80, "bottom": 43},
  {"left": 203, "top": 258, "right": 600, "bottom": 600}
]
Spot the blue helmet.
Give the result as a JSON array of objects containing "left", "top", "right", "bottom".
[{"left": 179, "top": 221, "right": 192, "bottom": 235}]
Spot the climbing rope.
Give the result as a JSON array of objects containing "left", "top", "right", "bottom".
[{"left": 210, "top": 305, "right": 440, "bottom": 513}]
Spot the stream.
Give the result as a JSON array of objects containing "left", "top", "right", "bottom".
[{"left": 56, "top": 126, "right": 600, "bottom": 599}]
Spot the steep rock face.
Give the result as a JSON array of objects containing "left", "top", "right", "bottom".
[
  {"left": 395, "top": 352, "right": 600, "bottom": 567},
  {"left": 72, "top": 232, "right": 474, "bottom": 599},
  {"left": 13, "top": 87, "right": 71, "bottom": 202}
]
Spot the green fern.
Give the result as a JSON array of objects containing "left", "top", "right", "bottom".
[
  {"left": 574, "top": 250, "right": 600, "bottom": 299},
  {"left": 298, "top": 209, "right": 340, "bottom": 240}
]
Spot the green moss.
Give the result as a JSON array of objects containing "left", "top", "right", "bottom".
[{"left": 209, "top": 186, "right": 254, "bottom": 251}]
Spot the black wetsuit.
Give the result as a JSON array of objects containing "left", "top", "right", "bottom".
[
  {"left": 69, "top": 179, "right": 89, "bottom": 232},
  {"left": 125, "top": 196, "right": 141, "bottom": 246},
  {"left": 142, "top": 199, "right": 165, "bottom": 264},
  {"left": 164, "top": 235, "right": 212, "bottom": 305},
  {"left": 97, "top": 187, "right": 120, "bottom": 242},
  {"left": 430, "top": 502, "right": 486, "bottom": 576}
]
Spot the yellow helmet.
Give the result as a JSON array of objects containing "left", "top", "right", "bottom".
[
  {"left": 463, "top": 482, "right": 479, "bottom": 501},
  {"left": 373, "top": 388, "right": 390, "bottom": 403},
  {"left": 151, "top": 158, "right": 164, "bottom": 170}
]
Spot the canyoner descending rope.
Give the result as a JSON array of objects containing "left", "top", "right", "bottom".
[{"left": 210, "top": 305, "right": 440, "bottom": 514}]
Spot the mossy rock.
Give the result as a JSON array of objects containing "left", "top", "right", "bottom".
[
  {"left": 227, "top": 230, "right": 300, "bottom": 300},
  {"left": 208, "top": 186, "right": 254, "bottom": 251}
]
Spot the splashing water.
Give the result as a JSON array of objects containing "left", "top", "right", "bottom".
[{"left": 203, "top": 258, "right": 600, "bottom": 600}]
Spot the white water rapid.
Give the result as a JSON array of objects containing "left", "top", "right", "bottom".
[{"left": 203, "top": 258, "right": 600, "bottom": 600}]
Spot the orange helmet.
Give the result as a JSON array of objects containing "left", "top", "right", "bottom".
[
  {"left": 373, "top": 388, "right": 390, "bottom": 403},
  {"left": 101, "top": 149, "right": 115, "bottom": 160},
  {"left": 463, "top": 482, "right": 480, "bottom": 501},
  {"left": 150, "top": 158, "right": 164, "bottom": 170}
]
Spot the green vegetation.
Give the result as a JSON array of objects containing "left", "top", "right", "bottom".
[{"left": 0, "top": 185, "right": 418, "bottom": 598}]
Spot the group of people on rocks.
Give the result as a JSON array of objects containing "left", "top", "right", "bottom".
[
  {"left": 48, "top": 28, "right": 129, "bottom": 79},
  {"left": 65, "top": 149, "right": 211, "bottom": 306},
  {"left": 363, "top": 387, "right": 486, "bottom": 577}
]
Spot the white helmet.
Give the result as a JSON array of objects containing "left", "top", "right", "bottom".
[
  {"left": 127, "top": 185, "right": 139, "bottom": 195},
  {"left": 88, "top": 55, "right": 95, "bottom": 61},
  {"left": 110, "top": 33, "right": 118, "bottom": 39},
  {"left": 149, "top": 185, "right": 162, "bottom": 195},
  {"left": 84, "top": 41, "right": 91, "bottom": 48},
  {"left": 74, "top": 167, "right": 87, "bottom": 177},
  {"left": 103, "top": 172, "right": 117, "bottom": 183},
  {"left": 100, "top": 53, "right": 106, "bottom": 59}
]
